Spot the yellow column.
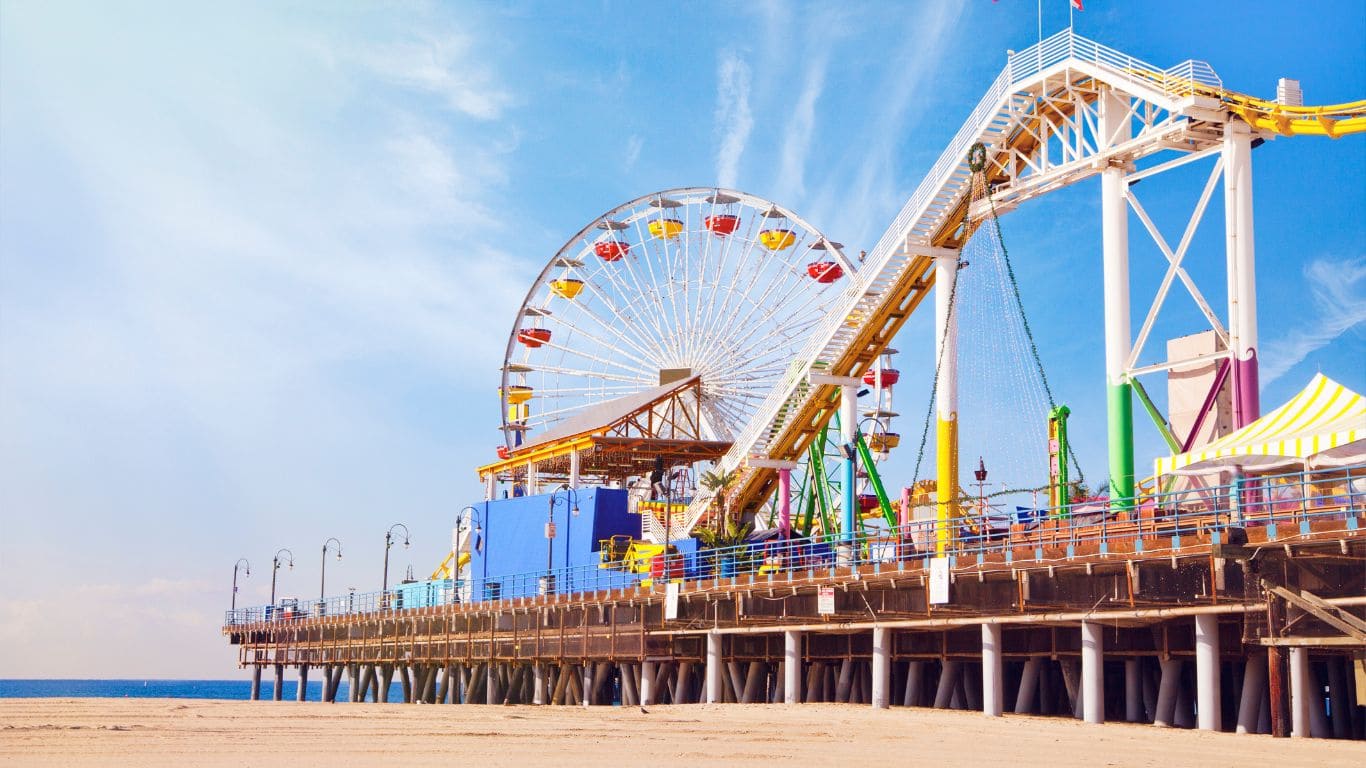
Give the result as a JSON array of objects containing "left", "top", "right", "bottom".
[{"left": 934, "top": 250, "right": 960, "bottom": 555}]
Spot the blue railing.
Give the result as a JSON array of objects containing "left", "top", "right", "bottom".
[{"left": 225, "top": 463, "right": 1364, "bottom": 626}]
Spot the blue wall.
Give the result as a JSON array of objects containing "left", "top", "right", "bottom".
[{"left": 466, "top": 488, "right": 639, "bottom": 600}]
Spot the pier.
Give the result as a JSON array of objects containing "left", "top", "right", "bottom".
[{"left": 226, "top": 466, "right": 1365, "bottom": 739}]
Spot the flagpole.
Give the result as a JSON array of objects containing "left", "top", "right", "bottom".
[{"left": 1069, "top": 0, "right": 1074, "bottom": 30}]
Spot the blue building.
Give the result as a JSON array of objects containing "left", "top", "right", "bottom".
[{"left": 465, "top": 487, "right": 642, "bottom": 600}]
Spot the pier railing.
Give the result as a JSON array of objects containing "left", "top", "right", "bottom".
[{"left": 225, "top": 463, "right": 1364, "bottom": 626}]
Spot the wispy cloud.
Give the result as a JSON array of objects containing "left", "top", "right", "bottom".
[
  {"left": 713, "top": 49, "right": 754, "bottom": 189},
  {"left": 624, "top": 134, "right": 644, "bottom": 170},
  {"left": 1260, "top": 255, "right": 1366, "bottom": 384},
  {"left": 805, "top": 2, "right": 964, "bottom": 249},
  {"left": 0, "top": 2, "right": 526, "bottom": 676},
  {"left": 363, "top": 33, "right": 512, "bottom": 120},
  {"left": 772, "top": 49, "right": 830, "bottom": 202}
]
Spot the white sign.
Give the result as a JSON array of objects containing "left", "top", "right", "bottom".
[
  {"left": 817, "top": 586, "right": 836, "bottom": 615},
  {"left": 664, "top": 582, "right": 680, "bottom": 620},
  {"left": 929, "top": 557, "right": 951, "bottom": 605}
]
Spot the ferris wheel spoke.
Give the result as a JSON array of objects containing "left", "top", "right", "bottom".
[
  {"left": 692, "top": 278, "right": 828, "bottom": 375},
  {"left": 707, "top": 255, "right": 815, "bottom": 343},
  {"left": 558, "top": 262, "right": 676, "bottom": 366},
  {"left": 524, "top": 360, "right": 654, "bottom": 385},
  {"left": 545, "top": 302, "right": 668, "bottom": 372},
  {"left": 693, "top": 239, "right": 765, "bottom": 355},
  {"left": 697, "top": 305, "right": 826, "bottom": 376},
  {"left": 706, "top": 397, "right": 750, "bottom": 436},
  {"left": 707, "top": 362, "right": 796, "bottom": 388},
  {"left": 695, "top": 248, "right": 817, "bottom": 369},
  {"left": 622, "top": 218, "right": 684, "bottom": 363},
  {"left": 692, "top": 227, "right": 765, "bottom": 365},
  {"left": 573, "top": 238, "right": 674, "bottom": 360}
]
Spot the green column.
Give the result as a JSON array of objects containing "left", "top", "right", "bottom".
[{"left": 1108, "top": 381, "right": 1135, "bottom": 510}]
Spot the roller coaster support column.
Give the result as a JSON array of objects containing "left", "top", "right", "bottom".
[
  {"left": 840, "top": 384, "right": 858, "bottom": 562},
  {"left": 807, "top": 373, "right": 864, "bottom": 562},
  {"left": 778, "top": 467, "right": 792, "bottom": 538},
  {"left": 934, "top": 249, "right": 960, "bottom": 554},
  {"left": 1224, "top": 119, "right": 1260, "bottom": 427},
  {"left": 748, "top": 458, "right": 798, "bottom": 538},
  {"left": 1100, "top": 85, "right": 1135, "bottom": 510}
]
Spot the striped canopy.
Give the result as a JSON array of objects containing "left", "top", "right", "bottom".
[{"left": 1155, "top": 373, "right": 1366, "bottom": 476}]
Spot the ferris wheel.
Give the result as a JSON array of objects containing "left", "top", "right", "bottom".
[{"left": 500, "top": 187, "right": 856, "bottom": 451}]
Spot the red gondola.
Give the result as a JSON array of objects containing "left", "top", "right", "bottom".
[
  {"left": 862, "top": 368, "right": 900, "bottom": 387},
  {"left": 705, "top": 214, "right": 740, "bottom": 235},
  {"left": 858, "top": 494, "right": 881, "bottom": 512},
  {"left": 496, "top": 445, "right": 511, "bottom": 460},
  {"left": 806, "top": 261, "right": 844, "bottom": 283},
  {"left": 517, "top": 328, "right": 552, "bottom": 348},
  {"left": 594, "top": 241, "right": 629, "bottom": 261}
]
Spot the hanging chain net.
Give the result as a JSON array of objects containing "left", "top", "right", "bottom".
[{"left": 911, "top": 143, "right": 1084, "bottom": 521}]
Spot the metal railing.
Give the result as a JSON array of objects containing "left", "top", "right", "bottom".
[{"left": 226, "top": 464, "right": 1363, "bottom": 627}]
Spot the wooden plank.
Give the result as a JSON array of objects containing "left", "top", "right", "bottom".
[{"left": 1267, "top": 585, "right": 1366, "bottom": 641}]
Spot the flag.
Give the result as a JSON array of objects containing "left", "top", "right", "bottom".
[{"left": 1071, "top": 0, "right": 1083, "bottom": 9}]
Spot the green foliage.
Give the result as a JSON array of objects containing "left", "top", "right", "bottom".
[
  {"left": 699, "top": 468, "right": 739, "bottom": 526},
  {"left": 699, "top": 468, "right": 737, "bottom": 493},
  {"left": 694, "top": 518, "right": 752, "bottom": 550}
]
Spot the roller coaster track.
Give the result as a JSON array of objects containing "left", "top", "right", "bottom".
[{"left": 670, "top": 29, "right": 1364, "bottom": 540}]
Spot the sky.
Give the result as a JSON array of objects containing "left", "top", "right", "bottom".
[{"left": 0, "top": 1, "right": 1362, "bottom": 678}]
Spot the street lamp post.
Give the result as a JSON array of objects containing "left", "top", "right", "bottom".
[
  {"left": 458, "top": 504, "right": 486, "bottom": 603},
  {"left": 320, "top": 537, "right": 342, "bottom": 603},
  {"left": 270, "top": 549, "right": 294, "bottom": 605},
  {"left": 382, "top": 523, "right": 411, "bottom": 592},
  {"left": 231, "top": 558, "right": 250, "bottom": 612},
  {"left": 543, "top": 484, "right": 579, "bottom": 595}
]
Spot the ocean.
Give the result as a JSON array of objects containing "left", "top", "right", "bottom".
[{"left": 0, "top": 679, "right": 403, "bottom": 701}]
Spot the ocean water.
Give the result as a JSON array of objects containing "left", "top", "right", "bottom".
[{"left": 0, "top": 679, "right": 403, "bottom": 701}]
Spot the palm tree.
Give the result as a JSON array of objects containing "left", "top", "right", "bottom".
[{"left": 699, "top": 468, "right": 738, "bottom": 529}]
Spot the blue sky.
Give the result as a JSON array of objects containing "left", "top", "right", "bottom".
[{"left": 1, "top": 1, "right": 1361, "bottom": 677}]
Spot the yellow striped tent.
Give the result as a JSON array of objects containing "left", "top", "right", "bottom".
[{"left": 1155, "top": 373, "right": 1366, "bottom": 476}]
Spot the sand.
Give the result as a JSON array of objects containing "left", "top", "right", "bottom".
[{"left": 1, "top": 699, "right": 1361, "bottom": 767}]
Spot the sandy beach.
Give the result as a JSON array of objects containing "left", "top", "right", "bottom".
[{"left": 1, "top": 699, "right": 1361, "bottom": 767}]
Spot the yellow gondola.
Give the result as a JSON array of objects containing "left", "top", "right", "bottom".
[
  {"left": 867, "top": 432, "right": 901, "bottom": 452},
  {"left": 648, "top": 218, "right": 684, "bottom": 240},
  {"left": 503, "top": 385, "right": 533, "bottom": 404},
  {"left": 760, "top": 228, "right": 796, "bottom": 250},
  {"left": 550, "top": 278, "right": 584, "bottom": 299}
]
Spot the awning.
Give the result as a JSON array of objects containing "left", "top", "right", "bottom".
[{"left": 1154, "top": 373, "right": 1366, "bottom": 476}]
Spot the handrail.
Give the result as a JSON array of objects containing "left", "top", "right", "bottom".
[{"left": 226, "top": 462, "right": 1364, "bottom": 627}]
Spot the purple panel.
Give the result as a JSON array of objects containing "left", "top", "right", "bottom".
[{"left": 1233, "top": 350, "right": 1260, "bottom": 427}]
